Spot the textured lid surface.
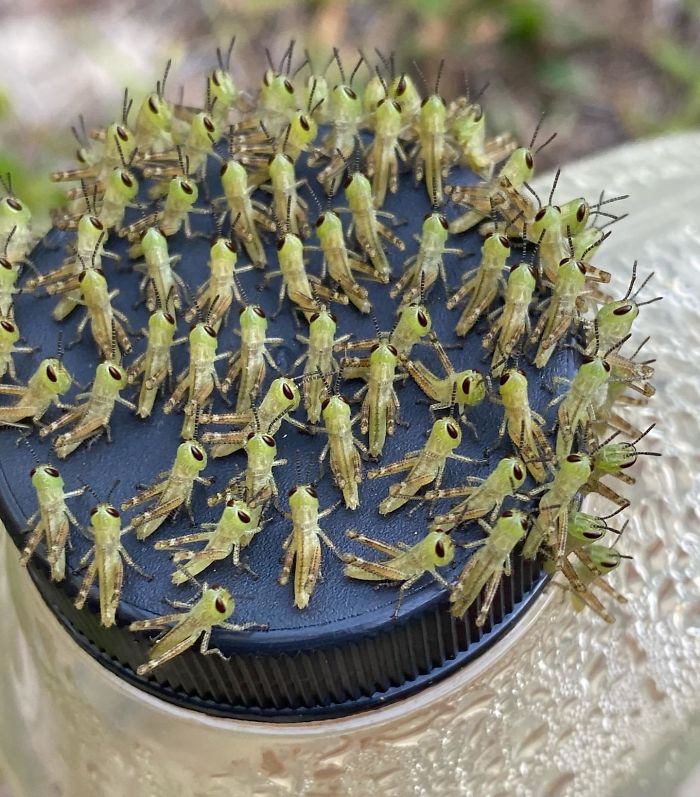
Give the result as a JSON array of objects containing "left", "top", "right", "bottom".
[{"left": 0, "top": 149, "right": 572, "bottom": 721}]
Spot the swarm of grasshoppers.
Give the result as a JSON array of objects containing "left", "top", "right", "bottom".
[{"left": 2, "top": 44, "right": 661, "bottom": 693}]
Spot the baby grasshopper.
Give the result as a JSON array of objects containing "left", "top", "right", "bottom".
[
  {"left": 0, "top": 244, "right": 22, "bottom": 318},
  {"left": 447, "top": 231, "right": 510, "bottom": 337},
  {"left": 127, "top": 308, "right": 184, "bottom": 418},
  {"left": 365, "top": 90, "right": 405, "bottom": 208},
  {"left": 261, "top": 144, "right": 310, "bottom": 239},
  {"left": 201, "top": 376, "right": 302, "bottom": 457},
  {"left": 448, "top": 91, "right": 516, "bottom": 177},
  {"left": 341, "top": 167, "right": 405, "bottom": 283},
  {"left": 219, "top": 155, "right": 274, "bottom": 268},
  {"left": 132, "top": 227, "right": 184, "bottom": 316},
  {"left": 411, "top": 61, "right": 460, "bottom": 203},
  {"left": 427, "top": 456, "right": 526, "bottom": 532},
  {"left": 0, "top": 357, "right": 72, "bottom": 428},
  {"left": 221, "top": 302, "right": 282, "bottom": 413},
  {"left": 206, "top": 37, "right": 244, "bottom": 129},
  {"left": 319, "top": 391, "right": 367, "bottom": 510},
  {"left": 522, "top": 452, "right": 592, "bottom": 561},
  {"left": 163, "top": 320, "right": 228, "bottom": 441},
  {"left": 71, "top": 265, "right": 132, "bottom": 362},
  {"left": 313, "top": 207, "right": 372, "bottom": 313},
  {"left": 255, "top": 44, "right": 298, "bottom": 138},
  {"left": 122, "top": 439, "right": 210, "bottom": 540},
  {"left": 399, "top": 331, "right": 486, "bottom": 430},
  {"left": 530, "top": 256, "right": 589, "bottom": 367},
  {"left": 391, "top": 210, "right": 461, "bottom": 306},
  {"left": 563, "top": 543, "right": 628, "bottom": 623},
  {"left": 497, "top": 368, "right": 554, "bottom": 483},
  {"left": 299, "top": 49, "right": 331, "bottom": 124},
  {"left": 343, "top": 528, "right": 455, "bottom": 617},
  {"left": 342, "top": 336, "right": 401, "bottom": 459},
  {"left": 184, "top": 233, "right": 254, "bottom": 330},
  {"left": 130, "top": 583, "right": 265, "bottom": 676},
  {"left": 39, "top": 360, "right": 133, "bottom": 459},
  {"left": 482, "top": 261, "right": 536, "bottom": 376},
  {"left": 279, "top": 483, "right": 341, "bottom": 609},
  {"left": 0, "top": 316, "right": 33, "bottom": 380},
  {"left": 156, "top": 498, "right": 263, "bottom": 582},
  {"left": 584, "top": 425, "right": 660, "bottom": 509},
  {"left": 388, "top": 69, "right": 422, "bottom": 129},
  {"left": 293, "top": 306, "right": 350, "bottom": 422},
  {"left": 133, "top": 60, "right": 175, "bottom": 155},
  {"left": 75, "top": 501, "right": 150, "bottom": 627},
  {"left": 0, "top": 174, "right": 34, "bottom": 265},
  {"left": 368, "top": 416, "right": 475, "bottom": 514},
  {"left": 19, "top": 463, "right": 85, "bottom": 582},
  {"left": 449, "top": 509, "right": 531, "bottom": 624}
]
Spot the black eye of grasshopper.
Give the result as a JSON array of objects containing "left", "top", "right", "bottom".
[
  {"left": 6, "top": 197, "right": 22, "bottom": 211},
  {"left": 503, "top": 509, "right": 514, "bottom": 518},
  {"left": 421, "top": 96, "right": 429, "bottom": 107},
  {"left": 226, "top": 498, "right": 236, "bottom": 507},
  {"left": 603, "top": 360, "right": 611, "bottom": 372},
  {"left": 310, "top": 312, "right": 320, "bottom": 323},
  {"left": 254, "top": 306, "right": 266, "bottom": 318},
  {"left": 299, "top": 115, "right": 310, "bottom": 131},
  {"left": 513, "top": 463, "right": 523, "bottom": 480},
  {"left": 581, "top": 355, "right": 595, "bottom": 365},
  {"left": 215, "top": 597, "right": 227, "bottom": 613},
  {"left": 305, "top": 486, "right": 318, "bottom": 498},
  {"left": 396, "top": 76, "right": 407, "bottom": 94},
  {"left": 90, "top": 216, "right": 104, "bottom": 230},
  {"left": 212, "top": 71, "right": 221, "bottom": 87},
  {"left": 120, "top": 172, "right": 133, "bottom": 188},
  {"left": 282, "top": 383, "right": 294, "bottom": 400},
  {"left": 614, "top": 304, "right": 633, "bottom": 315},
  {"left": 584, "top": 530, "right": 603, "bottom": 540},
  {"left": 224, "top": 239, "right": 236, "bottom": 253},
  {"left": 461, "top": 376, "right": 471, "bottom": 394},
  {"left": 46, "top": 364, "right": 57, "bottom": 382},
  {"left": 30, "top": 467, "right": 37, "bottom": 477},
  {"left": 446, "top": 422, "right": 459, "bottom": 439},
  {"left": 576, "top": 260, "right": 587, "bottom": 274},
  {"left": 435, "top": 540, "right": 445, "bottom": 558},
  {"left": 534, "top": 208, "right": 546, "bottom": 222},
  {"left": 90, "top": 506, "right": 99, "bottom": 516},
  {"left": 181, "top": 181, "right": 194, "bottom": 195},
  {"left": 559, "top": 258, "right": 569, "bottom": 267},
  {"left": 276, "top": 238, "right": 285, "bottom": 251},
  {"left": 576, "top": 203, "right": 587, "bottom": 222},
  {"left": 116, "top": 125, "right": 129, "bottom": 141},
  {"left": 107, "top": 506, "right": 120, "bottom": 518},
  {"left": 525, "top": 151, "right": 534, "bottom": 169},
  {"left": 288, "top": 486, "right": 298, "bottom": 497},
  {"left": 344, "top": 174, "right": 353, "bottom": 188},
  {"left": 387, "top": 344, "right": 398, "bottom": 356},
  {"left": 283, "top": 153, "right": 293, "bottom": 164},
  {"left": 284, "top": 79, "right": 294, "bottom": 94},
  {"left": 263, "top": 72, "right": 271, "bottom": 87},
  {"left": 520, "top": 516, "right": 530, "bottom": 531},
  {"left": 164, "top": 312, "right": 175, "bottom": 324},
  {"left": 0, "top": 320, "right": 14, "bottom": 332},
  {"left": 473, "top": 107, "right": 483, "bottom": 121},
  {"left": 45, "top": 467, "right": 60, "bottom": 478},
  {"left": 148, "top": 96, "right": 159, "bottom": 114},
  {"left": 439, "top": 215, "right": 448, "bottom": 230},
  {"left": 601, "top": 559, "right": 618, "bottom": 569},
  {"left": 263, "top": 434, "right": 275, "bottom": 447},
  {"left": 499, "top": 373, "right": 510, "bottom": 385},
  {"left": 204, "top": 325, "right": 216, "bottom": 337},
  {"left": 203, "top": 116, "right": 215, "bottom": 133},
  {"left": 219, "top": 163, "right": 228, "bottom": 177},
  {"left": 417, "top": 310, "right": 428, "bottom": 327},
  {"left": 392, "top": 100, "right": 402, "bottom": 113},
  {"left": 0, "top": 258, "right": 12, "bottom": 269},
  {"left": 237, "top": 509, "right": 251, "bottom": 523},
  {"left": 321, "top": 397, "right": 331, "bottom": 410},
  {"left": 567, "top": 454, "right": 582, "bottom": 463},
  {"left": 344, "top": 87, "right": 357, "bottom": 99},
  {"left": 108, "top": 366, "right": 123, "bottom": 381},
  {"left": 316, "top": 214, "right": 325, "bottom": 227},
  {"left": 191, "top": 446, "right": 204, "bottom": 461},
  {"left": 330, "top": 312, "right": 337, "bottom": 323}
]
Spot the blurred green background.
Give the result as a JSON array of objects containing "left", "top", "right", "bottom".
[{"left": 1, "top": 0, "right": 699, "bottom": 228}]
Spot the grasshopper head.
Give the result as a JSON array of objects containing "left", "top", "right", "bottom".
[
  {"left": 202, "top": 584, "right": 236, "bottom": 622},
  {"left": 424, "top": 530, "right": 455, "bottom": 568},
  {"left": 37, "top": 358, "right": 72, "bottom": 396},
  {"left": 176, "top": 439, "right": 208, "bottom": 473},
  {"left": 454, "top": 370, "right": 486, "bottom": 407},
  {"left": 30, "top": 464, "right": 64, "bottom": 494}
]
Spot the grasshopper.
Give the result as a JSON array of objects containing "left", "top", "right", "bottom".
[{"left": 0, "top": 357, "right": 72, "bottom": 428}]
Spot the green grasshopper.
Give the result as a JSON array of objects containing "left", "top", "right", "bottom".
[
  {"left": 0, "top": 316, "right": 33, "bottom": 381},
  {"left": 0, "top": 357, "right": 73, "bottom": 428}
]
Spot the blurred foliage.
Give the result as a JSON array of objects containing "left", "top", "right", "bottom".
[{"left": 0, "top": 0, "right": 698, "bottom": 226}]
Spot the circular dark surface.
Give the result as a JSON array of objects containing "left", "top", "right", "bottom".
[{"left": 0, "top": 142, "right": 575, "bottom": 721}]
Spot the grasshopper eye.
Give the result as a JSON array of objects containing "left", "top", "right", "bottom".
[
  {"left": 148, "top": 96, "right": 159, "bottom": 114},
  {"left": 344, "top": 174, "right": 353, "bottom": 188},
  {"left": 116, "top": 125, "right": 129, "bottom": 142},
  {"left": 310, "top": 312, "right": 320, "bottom": 323},
  {"left": 164, "top": 312, "right": 175, "bottom": 324},
  {"left": 577, "top": 203, "right": 587, "bottom": 222},
  {"left": 237, "top": 510, "right": 251, "bottom": 523},
  {"left": 576, "top": 260, "right": 586, "bottom": 274},
  {"left": 525, "top": 151, "right": 534, "bottom": 169},
  {"left": 108, "top": 366, "right": 123, "bottom": 381},
  {"left": 282, "top": 382, "right": 295, "bottom": 400},
  {"left": 212, "top": 71, "right": 221, "bottom": 87},
  {"left": 396, "top": 76, "right": 407, "bottom": 94},
  {"left": 220, "top": 163, "right": 228, "bottom": 177},
  {"left": 45, "top": 467, "right": 60, "bottom": 477},
  {"left": 520, "top": 516, "right": 530, "bottom": 531},
  {"left": 421, "top": 96, "right": 429, "bottom": 107},
  {"left": 283, "top": 153, "right": 293, "bottom": 164},
  {"left": 263, "top": 434, "right": 275, "bottom": 447},
  {"left": 567, "top": 454, "right": 582, "bottom": 463},
  {"left": 614, "top": 304, "right": 633, "bottom": 315},
  {"left": 253, "top": 306, "right": 266, "bottom": 318},
  {"left": 446, "top": 423, "right": 459, "bottom": 439},
  {"left": 435, "top": 540, "right": 445, "bottom": 558},
  {"left": 107, "top": 506, "right": 120, "bottom": 518},
  {"left": 387, "top": 345, "right": 398, "bottom": 356},
  {"left": 473, "top": 107, "right": 483, "bottom": 121},
  {"left": 288, "top": 486, "right": 298, "bottom": 497},
  {"left": 204, "top": 325, "right": 216, "bottom": 338},
  {"left": 417, "top": 310, "right": 428, "bottom": 327},
  {"left": 276, "top": 238, "right": 285, "bottom": 251},
  {"left": 7, "top": 197, "right": 22, "bottom": 211},
  {"left": 0, "top": 320, "right": 14, "bottom": 332},
  {"left": 330, "top": 312, "right": 337, "bottom": 323},
  {"left": 392, "top": 100, "right": 402, "bottom": 113},
  {"left": 284, "top": 79, "right": 294, "bottom": 94},
  {"left": 181, "top": 181, "right": 194, "bottom": 195},
  {"left": 120, "top": 172, "right": 133, "bottom": 188},
  {"left": 321, "top": 397, "right": 330, "bottom": 410},
  {"left": 528, "top": 265, "right": 537, "bottom": 278},
  {"left": 305, "top": 486, "right": 318, "bottom": 498},
  {"left": 582, "top": 355, "right": 595, "bottom": 365},
  {"left": 345, "top": 87, "right": 357, "bottom": 99},
  {"left": 584, "top": 530, "right": 603, "bottom": 540},
  {"left": 46, "top": 364, "right": 58, "bottom": 382},
  {"left": 190, "top": 446, "right": 205, "bottom": 461},
  {"left": 226, "top": 498, "right": 236, "bottom": 507},
  {"left": 377, "top": 98, "right": 385, "bottom": 108},
  {"left": 559, "top": 258, "right": 569, "bottom": 267},
  {"left": 316, "top": 214, "right": 325, "bottom": 227},
  {"left": 499, "top": 373, "right": 510, "bottom": 385},
  {"left": 603, "top": 361, "right": 611, "bottom": 372},
  {"left": 513, "top": 463, "right": 523, "bottom": 480},
  {"left": 90, "top": 506, "right": 99, "bottom": 516},
  {"left": 534, "top": 208, "right": 546, "bottom": 222},
  {"left": 215, "top": 597, "right": 227, "bottom": 613},
  {"left": 203, "top": 116, "right": 215, "bottom": 133},
  {"left": 439, "top": 215, "right": 448, "bottom": 230},
  {"left": 90, "top": 216, "right": 104, "bottom": 230},
  {"left": 461, "top": 376, "right": 471, "bottom": 394},
  {"left": 299, "top": 115, "right": 310, "bottom": 131},
  {"left": 0, "top": 258, "right": 12, "bottom": 269},
  {"left": 30, "top": 467, "right": 37, "bottom": 477},
  {"left": 423, "top": 212, "right": 432, "bottom": 221},
  {"left": 224, "top": 240, "right": 236, "bottom": 253},
  {"left": 502, "top": 509, "right": 514, "bottom": 517}
]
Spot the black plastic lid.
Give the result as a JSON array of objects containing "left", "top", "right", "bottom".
[{"left": 0, "top": 145, "right": 571, "bottom": 721}]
